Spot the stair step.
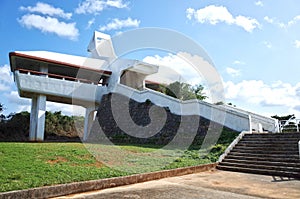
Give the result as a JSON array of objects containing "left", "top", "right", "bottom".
[
  {"left": 241, "top": 137, "right": 300, "bottom": 142},
  {"left": 222, "top": 159, "right": 300, "bottom": 167},
  {"left": 225, "top": 155, "right": 300, "bottom": 163},
  {"left": 244, "top": 133, "right": 300, "bottom": 138},
  {"left": 230, "top": 149, "right": 298, "bottom": 155},
  {"left": 237, "top": 143, "right": 298, "bottom": 148},
  {"left": 238, "top": 140, "right": 298, "bottom": 144},
  {"left": 229, "top": 152, "right": 299, "bottom": 159},
  {"left": 233, "top": 146, "right": 298, "bottom": 151},
  {"left": 219, "top": 162, "right": 300, "bottom": 172},
  {"left": 219, "top": 132, "right": 300, "bottom": 177},
  {"left": 217, "top": 165, "right": 300, "bottom": 179}
]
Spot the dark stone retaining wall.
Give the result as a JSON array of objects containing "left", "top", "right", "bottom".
[{"left": 88, "top": 93, "right": 233, "bottom": 148}]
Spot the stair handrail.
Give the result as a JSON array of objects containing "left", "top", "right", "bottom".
[
  {"left": 279, "top": 118, "right": 300, "bottom": 132},
  {"left": 218, "top": 131, "right": 251, "bottom": 163}
]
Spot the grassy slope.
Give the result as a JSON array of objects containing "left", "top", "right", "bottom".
[
  {"left": 0, "top": 129, "right": 238, "bottom": 192},
  {"left": 0, "top": 143, "right": 127, "bottom": 192}
]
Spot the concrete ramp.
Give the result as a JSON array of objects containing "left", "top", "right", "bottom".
[{"left": 113, "top": 83, "right": 278, "bottom": 133}]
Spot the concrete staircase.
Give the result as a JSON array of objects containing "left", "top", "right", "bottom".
[{"left": 217, "top": 132, "right": 300, "bottom": 179}]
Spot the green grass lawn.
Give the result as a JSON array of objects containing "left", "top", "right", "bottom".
[
  {"left": 0, "top": 130, "right": 238, "bottom": 192},
  {"left": 0, "top": 143, "right": 128, "bottom": 192}
]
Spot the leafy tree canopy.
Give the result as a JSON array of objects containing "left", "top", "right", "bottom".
[
  {"left": 164, "top": 81, "right": 207, "bottom": 101},
  {"left": 271, "top": 114, "right": 295, "bottom": 121},
  {"left": 0, "top": 103, "right": 3, "bottom": 113}
]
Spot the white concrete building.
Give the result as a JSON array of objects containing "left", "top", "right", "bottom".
[{"left": 9, "top": 31, "right": 279, "bottom": 141}]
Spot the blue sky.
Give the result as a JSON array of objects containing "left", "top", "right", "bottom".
[{"left": 0, "top": 0, "right": 300, "bottom": 118}]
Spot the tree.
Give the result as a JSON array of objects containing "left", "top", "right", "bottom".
[
  {"left": 271, "top": 114, "right": 295, "bottom": 121},
  {"left": 165, "top": 81, "right": 207, "bottom": 101},
  {"left": 0, "top": 103, "right": 4, "bottom": 113}
]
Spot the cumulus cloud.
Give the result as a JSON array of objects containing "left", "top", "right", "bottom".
[
  {"left": 5, "top": 91, "right": 30, "bottom": 107},
  {"left": 4, "top": 91, "right": 84, "bottom": 116},
  {"left": 224, "top": 80, "right": 300, "bottom": 110},
  {"left": 86, "top": 18, "right": 95, "bottom": 29},
  {"left": 143, "top": 52, "right": 226, "bottom": 103},
  {"left": 294, "top": 40, "right": 300, "bottom": 48},
  {"left": 0, "top": 65, "right": 14, "bottom": 91},
  {"left": 47, "top": 102, "right": 85, "bottom": 116},
  {"left": 99, "top": 17, "right": 140, "bottom": 31},
  {"left": 264, "top": 15, "right": 300, "bottom": 29},
  {"left": 20, "top": 2, "right": 72, "bottom": 19},
  {"left": 264, "top": 16, "right": 274, "bottom": 24},
  {"left": 75, "top": 0, "right": 128, "bottom": 15},
  {"left": 233, "top": 60, "right": 245, "bottom": 65},
  {"left": 18, "top": 14, "right": 79, "bottom": 40},
  {"left": 226, "top": 67, "right": 241, "bottom": 77},
  {"left": 142, "top": 52, "right": 214, "bottom": 86},
  {"left": 255, "top": 1, "right": 264, "bottom": 7},
  {"left": 263, "top": 41, "right": 272, "bottom": 48},
  {"left": 186, "top": 5, "right": 260, "bottom": 33}
]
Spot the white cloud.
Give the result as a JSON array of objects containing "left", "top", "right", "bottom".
[
  {"left": 263, "top": 41, "right": 272, "bottom": 48},
  {"left": 99, "top": 17, "right": 140, "bottom": 31},
  {"left": 255, "top": 1, "right": 264, "bottom": 7},
  {"left": 295, "top": 40, "right": 300, "bottom": 48},
  {"left": 46, "top": 102, "right": 85, "bottom": 116},
  {"left": 142, "top": 52, "right": 226, "bottom": 103},
  {"left": 0, "top": 65, "right": 14, "bottom": 91},
  {"left": 86, "top": 18, "right": 95, "bottom": 29},
  {"left": 224, "top": 80, "right": 300, "bottom": 114},
  {"left": 233, "top": 60, "right": 245, "bottom": 65},
  {"left": 264, "top": 15, "right": 300, "bottom": 29},
  {"left": 235, "top": 15, "right": 260, "bottom": 33},
  {"left": 20, "top": 2, "right": 72, "bottom": 19},
  {"left": 5, "top": 91, "right": 31, "bottom": 107},
  {"left": 4, "top": 91, "right": 84, "bottom": 116},
  {"left": 264, "top": 16, "right": 274, "bottom": 24},
  {"left": 75, "top": 0, "right": 128, "bottom": 15},
  {"left": 226, "top": 67, "right": 241, "bottom": 77},
  {"left": 186, "top": 5, "right": 260, "bottom": 33},
  {"left": 287, "top": 15, "right": 300, "bottom": 26},
  {"left": 186, "top": 6, "right": 234, "bottom": 25},
  {"left": 18, "top": 14, "right": 79, "bottom": 40}
]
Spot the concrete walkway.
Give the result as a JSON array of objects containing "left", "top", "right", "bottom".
[{"left": 54, "top": 170, "right": 300, "bottom": 199}]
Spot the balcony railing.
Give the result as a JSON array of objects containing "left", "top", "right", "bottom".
[{"left": 16, "top": 68, "right": 108, "bottom": 86}]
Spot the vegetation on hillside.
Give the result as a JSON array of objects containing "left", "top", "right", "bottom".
[{"left": 0, "top": 111, "right": 84, "bottom": 141}]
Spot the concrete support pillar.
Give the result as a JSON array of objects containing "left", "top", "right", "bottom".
[
  {"left": 29, "top": 63, "right": 48, "bottom": 141},
  {"left": 248, "top": 115, "right": 252, "bottom": 134},
  {"left": 258, "top": 123, "right": 263, "bottom": 133},
  {"left": 29, "top": 95, "right": 46, "bottom": 141},
  {"left": 83, "top": 107, "right": 96, "bottom": 141}
]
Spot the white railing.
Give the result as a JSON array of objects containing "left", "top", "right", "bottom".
[
  {"left": 279, "top": 118, "right": 300, "bottom": 132},
  {"left": 112, "top": 83, "right": 278, "bottom": 133}
]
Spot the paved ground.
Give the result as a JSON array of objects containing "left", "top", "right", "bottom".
[{"left": 55, "top": 170, "right": 300, "bottom": 199}]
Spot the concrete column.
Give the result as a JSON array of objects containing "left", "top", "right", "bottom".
[
  {"left": 29, "top": 63, "right": 48, "bottom": 141},
  {"left": 83, "top": 107, "right": 96, "bottom": 141},
  {"left": 248, "top": 115, "right": 252, "bottom": 134},
  {"left": 29, "top": 95, "right": 46, "bottom": 141},
  {"left": 258, "top": 123, "right": 263, "bottom": 133}
]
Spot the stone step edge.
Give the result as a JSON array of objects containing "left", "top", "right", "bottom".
[
  {"left": 217, "top": 165, "right": 300, "bottom": 178},
  {"left": 222, "top": 159, "right": 300, "bottom": 166},
  {"left": 0, "top": 163, "right": 216, "bottom": 199},
  {"left": 219, "top": 162, "right": 300, "bottom": 172}
]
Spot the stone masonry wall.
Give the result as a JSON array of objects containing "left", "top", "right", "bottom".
[{"left": 88, "top": 93, "right": 234, "bottom": 148}]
